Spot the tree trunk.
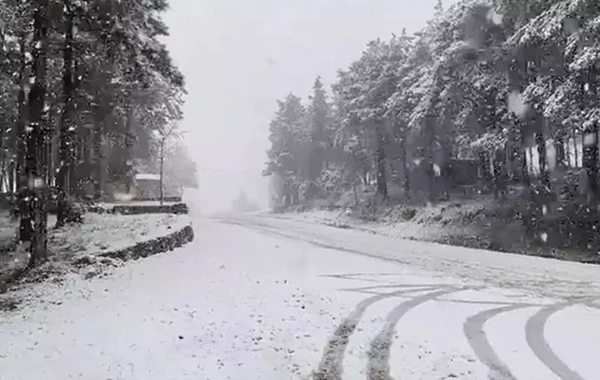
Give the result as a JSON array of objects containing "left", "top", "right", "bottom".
[
  {"left": 554, "top": 136, "right": 565, "bottom": 169},
  {"left": 423, "top": 67, "right": 444, "bottom": 203},
  {"left": 124, "top": 107, "right": 135, "bottom": 193},
  {"left": 21, "top": 0, "right": 50, "bottom": 266},
  {"left": 91, "top": 90, "right": 111, "bottom": 200},
  {"left": 291, "top": 183, "right": 299, "bottom": 205},
  {"left": 14, "top": 31, "right": 28, "bottom": 220},
  {"left": 283, "top": 180, "right": 291, "bottom": 207},
  {"left": 518, "top": 125, "right": 531, "bottom": 188},
  {"left": 0, "top": 124, "right": 7, "bottom": 192},
  {"left": 400, "top": 134, "right": 410, "bottom": 200},
  {"left": 159, "top": 137, "right": 164, "bottom": 205},
  {"left": 582, "top": 124, "right": 599, "bottom": 203},
  {"left": 375, "top": 125, "right": 388, "bottom": 199},
  {"left": 393, "top": 113, "right": 410, "bottom": 201},
  {"left": 423, "top": 115, "right": 437, "bottom": 203},
  {"left": 92, "top": 112, "right": 106, "bottom": 200},
  {"left": 57, "top": 0, "right": 76, "bottom": 227},
  {"left": 508, "top": 48, "right": 531, "bottom": 189},
  {"left": 8, "top": 161, "right": 15, "bottom": 194},
  {"left": 71, "top": 53, "right": 84, "bottom": 196},
  {"left": 90, "top": 3, "right": 118, "bottom": 201},
  {"left": 582, "top": 69, "right": 599, "bottom": 205},
  {"left": 535, "top": 131, "right": 550, "bottom": 191}
]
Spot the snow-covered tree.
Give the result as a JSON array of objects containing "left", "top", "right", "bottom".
[
  {"left": 306, "top": 77, "right": 331, "bottom": 180},
  {"left": 264, "top": 94, "right": 308, "bottom": 206},
  {"left": 261, "top": 0, "right": 600, "bottom": 247},
  {"left": 0, "top": 0, "right": 185, "bottom": 266}
]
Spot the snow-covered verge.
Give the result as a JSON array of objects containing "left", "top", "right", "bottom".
[
  {"left": 221, "top": 213, "right": 600, "bottom": 300},
  {"left": 268, "top": 194, "right": 600, "bottom": 265},
  {"left": 50, "top": 213, "right": 190, "bottom": 255},
  {"left": 0, "top": 212, "right": 193, "bottom": 311}
]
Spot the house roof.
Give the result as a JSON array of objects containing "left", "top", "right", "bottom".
[{"left": 135, "top": 173, "right": 160, "bottom": 181}]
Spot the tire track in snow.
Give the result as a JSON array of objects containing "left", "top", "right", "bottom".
[
  {"left": 340, "top": 283, "right": 455, "bottom": 292},
  {"left": 212, "top": 217, "right": 416, "bottom": 267},
  {"left": 217, "top": 216, "right": 593, "bottom": 379},
  {"left": 366, "top": 288, "right": 464, "bottom": 380},
  {"left": 322, "top": 273, "right": 404, "bottom": 281},
  {"left": 312, "top": 285, "right": 446, "bottom": 380},
  {"left": 463, "top": 304, "right": 532, "bottom": 380},
  {"left": 525, "top": 303, "right": 586, "bottom": 380}
]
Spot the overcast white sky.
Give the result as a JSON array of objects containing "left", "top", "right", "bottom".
[{"left": 162, "top": 0, "right": 458, "bottom": 212}]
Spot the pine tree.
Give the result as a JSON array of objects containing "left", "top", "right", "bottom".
[
  {"left": 0, "top": 0, "right": 186, "bottom": 267},
  {"left": 264, "top": 94, "right": 307, "bottom": 206},
  {"left": 306, "top": 76, "right": 331, "bottom": 192}
]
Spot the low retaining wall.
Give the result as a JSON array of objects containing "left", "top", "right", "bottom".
[
  {"left": 112, "top": 203, "right": 188, "bottom": 215},
  {"left": 88, "top": 203, "right": 189, "bottom": 215},
  {"left": 133, "top": 196, "right": 182, "bottom": 203},
  {"left": 97, "top": 224, "right": 194, "bottom": 261},
  {"left": 84, "top": 202, "right": 194, "bottom": 261}
]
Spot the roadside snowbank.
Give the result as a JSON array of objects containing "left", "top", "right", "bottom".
[
  {"left": 271, "top": 196, "right": 600, "bottom": 264},
  {"left": 269, "top": 204, "right": 518, "bottom": 250},
  {"left": 224, "top": 213, "right": 600, "bottom": 300}
]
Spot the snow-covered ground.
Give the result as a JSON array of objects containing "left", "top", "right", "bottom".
[
  {"left": 0, "top": 213, "right": 191, "bottom": 297},
  {"left": 1, "top": 212, "right": 599, "bottom": 380},
  {"left": 49, "top": 213, "right": 191, "bottom": 256},
  {"left": 263, "top": 204, "right": 531, "bottom": 257}
]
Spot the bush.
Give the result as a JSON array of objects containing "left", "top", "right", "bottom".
[{"left": 400, "top": 207, "right": 417, "bottom": 220}]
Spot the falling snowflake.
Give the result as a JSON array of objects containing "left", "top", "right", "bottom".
[
  {"left": 563, "top": 17, "right": 579, "bottom": 35},
  {"left": 583, "top": 132, "right": 596, "bottom": 147},
  {"left": 33, "top": 178, "right": 45, "bottom": 189},
  {"left": 486, "top": 9, "right": 503, "bottom": 26},
  {"left": 507, "top": 91, "right": 529, "bottom": 119}
]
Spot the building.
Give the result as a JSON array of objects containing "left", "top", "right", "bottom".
[{"left": 134, "top": 173, "right": 161, "bottom": 200}]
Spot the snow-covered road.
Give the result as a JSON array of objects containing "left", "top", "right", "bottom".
[{"left": 1, "top": 213, "right": 599, "bottom": 380}]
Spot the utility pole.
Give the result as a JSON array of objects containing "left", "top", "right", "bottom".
[
  {"left": 159, "top": 135, "right": 165, "bottom": 205},
  {"left": 156, "top": 124, "right": 183, "bottom": 205}
]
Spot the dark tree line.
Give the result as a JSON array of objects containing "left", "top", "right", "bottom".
[
  {"left": 264, "top": 0, "right": 600, "bottom": 241},
  {"left": 0, "top": 0, "right": 191, "bottom": 266}
]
